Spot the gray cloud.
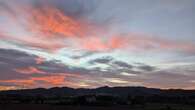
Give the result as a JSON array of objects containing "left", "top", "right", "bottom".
[
  {"left": 0, "top": 49, "right": 82, "bottom": 80},
  {"left": 89, "top": 56, "right": 113, "bottom": 64},
  {"left": 0, "top": 49, "right": 105, "bottom": 80},
  {"left": 0, "top": 49, "right": 152, "bottom": 82},
  {"left": 0, "top": 0, "right": 97, "bottom": 20},
  {"left": 1, "top": 49, "right": 194, "bottom": 89},
  {"left": 0, "top": 49, "right": 156, "bottom": 78},
  {"left": 88, "top": 56, "right": 156, "bottom": 74},
  {"left": 68, "top": 51, "right": 95, "bottom": 59},
  {"left": 0, "top": 49, "right": 37, "bottom": 80},
  {"left": 113, "top": 60, "right": 133, "bottom": 69},
  {"left": 136, "top": 64, "right": 156, "bottom": 72},
  {"left": 142, "top": 70, "right": 195, "bottom": 89}
]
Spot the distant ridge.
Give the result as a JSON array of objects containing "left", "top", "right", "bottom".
[{"left": 1, "top": 86, "right": 195, "bottom": 97}]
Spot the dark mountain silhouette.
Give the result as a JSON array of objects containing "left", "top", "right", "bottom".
[
  {"left": 1, "top": 86, "right": 195, "bottom": 110},
  {"left": 0, "top": 86, "right": 195, "bottom": 97}
]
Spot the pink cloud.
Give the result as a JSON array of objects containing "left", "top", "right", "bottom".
[
  {"left": 0, "top": 4, "right": 194, "bottom": 54},
  {"left": 0, "top": 72, "right": 84, "bottom": 88},
  {"left": 77, "top": 36, "right": 128, "bottom": 51},
  {"left": 15, "top": 66, "right": 46, "bottom": 74},
  {"left": 115, "top": 34, "right": 195, "bottom": 54}
]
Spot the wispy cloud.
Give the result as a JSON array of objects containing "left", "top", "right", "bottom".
[{"left": 0, "top": 0, "right": 194, "bottom": 89}]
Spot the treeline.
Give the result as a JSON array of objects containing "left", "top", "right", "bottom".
[{"left": 0, "top": 94, "right": 195, "bottom": 106}]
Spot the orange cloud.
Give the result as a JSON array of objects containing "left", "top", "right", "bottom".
[
  {"left": 1, "top": 79, "right": 35, "bottom": 87},
  {"left": 109, "top": 36, "right": 128, "bottom": 49},
  {"left": 15, "top": 66, "right": 46, "bottom": 74},
  {"left": 0, "top": 4, "right": 129, "bottom": 52},
  {"left": 1, "top": 4, "right": 194, "bottom": 53},
  {"left": 15, "top": 66, "right": 83, "bottom": 78},
  {"left": 0, "top": 73, "right": 83, "bottom": 89},
  {"left": 28, "top": 6, "right": 89, "bottom": 38},
  {"left": 0, "top": 5, "right": 110, "bottom": 52},
  {"left": 0, "top": 86, "right": 17, "bottom": 91},
  {"left": 32, "top": 75, "right": 65, "bottom": 85},
  {"left": 78, "top": 36, "right": 128, "bottom": 51},
  {"left": 26, "top": 5, "right": 116, "bottom": 52}
]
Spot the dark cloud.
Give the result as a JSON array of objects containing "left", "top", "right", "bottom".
[
  {"left": 0, "top": 48, "right": 155, "bottom": 83},
  {"left": 135, "top": 63, "right": 156, "bottom": 72},
  {"left": 46, "top": 0, "right": 97, "bottom": 18},
  {"left": 0, "top": 49, "right": 194, "bottom": 89},
  {"left": 0, "top": 49, "right": 97, "bottom": 80},
  {"left": 1, "top": 0, "right": 97, "bottom": 19},
  {"left": 0, "top": 49, "right": 93, "bottom": 88},
  {"left": 113, "top": 60, "right": 133, "bottom": 69},
  {"left": 0, "top": 49, "right": 36, "bottom": 67},
  {"left": 0, "top": 49, "right": 37, "bottom": 80},
  {"left": 69, "top": 51, "right": 95, "bottom": 59},
  {"left": 89, "top": 56, "right": 113, "bottom": 64},
  {"left": 88, "top": 56, "right": 156, "bottom": 75},
  {"left": 0, "top": 49, "right": 67, "bottom": 80}
]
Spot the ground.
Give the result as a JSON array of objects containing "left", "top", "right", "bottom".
[{"left": 0, "top": 104, "right": 195, "bottom": 110}]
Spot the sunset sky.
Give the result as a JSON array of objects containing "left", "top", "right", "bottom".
[{"left": 0, "top": 0, "right": 194, "bottom": 90}]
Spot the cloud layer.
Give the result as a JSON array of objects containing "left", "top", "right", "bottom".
[{"left": 0, "top": 0, "right": 194, "bottom": 90}]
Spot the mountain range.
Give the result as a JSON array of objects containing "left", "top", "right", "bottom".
[{"left": 1, "top": 86, "right": 195, "bottom": 97}]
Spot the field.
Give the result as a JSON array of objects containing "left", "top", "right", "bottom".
[{"left": 0, "top": 104, "right": 195, "bottom": 110}]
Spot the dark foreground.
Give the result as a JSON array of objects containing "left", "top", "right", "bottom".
[
  {"left": 1, "top": 87, "right": 195, "bottom": 110},
  {"left": 0, "top": 104, "right": 195, "bottom": 110}
]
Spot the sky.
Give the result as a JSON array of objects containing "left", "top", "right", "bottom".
[{"left": 0, "top": 0, "right": 195, "bottom": 90}]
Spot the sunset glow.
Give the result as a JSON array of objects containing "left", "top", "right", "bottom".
[{"left": 0, "top": 0, "right": 194, "bottom": 90}]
